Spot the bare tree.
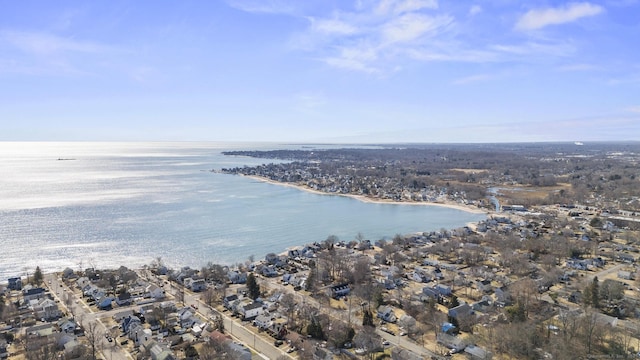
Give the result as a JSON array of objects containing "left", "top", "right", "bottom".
[
  {"left": 353, "top": 326, "right": 381, "bottom": 360},
  {"left": 83, "top": 318, "right": 102, "bottom": 360}
]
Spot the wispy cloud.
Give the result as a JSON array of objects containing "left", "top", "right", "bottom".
[
  {"left": 375, "top": 0, "right": 438, "bottom": 15},
  {"left": 452, "top": 73, "right": 491, "bottom": 85},
  {"left": 225, "top": 0, "right": 296, "bottom": 14},
  {"left": 381, "top": 13, "right": 453, "bottom": 45},
  {"left": 468, "top": 5, "right": 482, "bottom": 16},
  {"left": 1, "top": 30, "right": 114, "bottom": 55},
  {"left": 230, "top": 0, "right": 606, "bottom": 74},
  {"left": 626, "top": 106, "right": 640, "bottom": 113},
  {"left": 556, "top": 63, "right": 599, "bottom": 71},
  {"left": 321, "top": 45, "right": 380, "bottom": 73},
  {"left": 296, "top": 1, "right": 453, "bottom": 72},
  {"left": 309, "top": 18, "right": 359, "bottom": 35},
  {"left": 515, "top": 2, "right": 604, "bottom": 31}
]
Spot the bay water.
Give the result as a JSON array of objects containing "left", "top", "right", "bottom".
[{"left": 0, "top": 142, "right": 485, "bottom": 280}]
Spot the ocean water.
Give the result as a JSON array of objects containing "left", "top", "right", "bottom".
[{"left": 0, "top": 142, "right": 485, "bottom": 280}]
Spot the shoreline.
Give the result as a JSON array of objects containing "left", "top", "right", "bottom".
[{"left": 244, "top": 175, "right": 488, "bottom": 215}]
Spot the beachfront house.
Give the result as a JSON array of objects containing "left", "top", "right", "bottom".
[{"left": 8, "top": 277, "right": 22, "bottom": 291}]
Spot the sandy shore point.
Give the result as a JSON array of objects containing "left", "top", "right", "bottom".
[{"left": 244, "top": 175, "right": 488, "bottom": 215}]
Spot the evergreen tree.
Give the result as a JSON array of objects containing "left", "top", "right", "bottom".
[
  {"left": 591, "top": 276, "right": 600, "bottom": 308},
  {"left": 246, "top": 273, "right": 260, "bottom": 300},
  {"left": 33, "top": 266, "right": 43, "bottom": 286},
  {"left": 305, "top": 265, "right": 316, "bottom": 292},
  {"left": 184, "top": 344, "right": 198, "bottom": 359},
  {"left": 307, "top": 317, "right": 325, "bottom": 340},
  {"left": 362, "top": 310, "right": 374, "bottom": 327}
]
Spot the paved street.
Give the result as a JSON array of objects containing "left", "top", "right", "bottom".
[
  {"left": 45, "top": 274, "right": 133, "bottom": 360},
  {"left": 260, "top": 276, "right": 441, "bottom": 359},
  {"left": 168, "top": 283, "right": 294, "bottom": 360},
  {"left": 44, "top": 271, "right": 442, "bottom": 360}
]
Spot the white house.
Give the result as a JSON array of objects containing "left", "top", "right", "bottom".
[
  {"left": 239, "top": 302, "right": 263, "bottom": 320},
  {"left": 253, "top": 313, "right": 273, "bottom": 330},
  {"left": 32, "top": 298, "right": 62, "bottom": 321},
  {"left": 146, "top": 284, "right": 165, "bottom": 299}
]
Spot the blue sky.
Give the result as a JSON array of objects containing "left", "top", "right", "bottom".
[{"left": 1, "top": 0, "right": 639, "bottom": 143}]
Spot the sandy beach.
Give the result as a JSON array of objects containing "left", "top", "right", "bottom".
[{"left": 244, "top": 175, "right": 488, "bottom": 215}]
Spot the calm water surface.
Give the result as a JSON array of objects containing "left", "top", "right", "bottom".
[{"left": 0, "top": 142, "right": 485, "bottom": 279}]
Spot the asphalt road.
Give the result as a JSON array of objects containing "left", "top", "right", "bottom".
[
  {"left": 166, "top": 282, "right": 294, "bottom": 360},
  {"left": 45, "top": 273, "right": 134, "bottom": 360}
]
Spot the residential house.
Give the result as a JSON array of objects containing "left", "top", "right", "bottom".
[
  {"left": 24, "top": 324, "right": 57, "bottom": 352},
  {"left": 618, "top": 271, "right": 633, "bottom": 280},
  {"left": 190, "top": 279, "right": 206, "bottom": 292},
  {"left": 62, "top": 267, "right": 76, "bottom": 279},
  {"left": 227, "top": 342, "right": 251, "bottom": 360},
  {"left": 617, "top": 253, "right": 635, "bottom": 263},
  {"left": 57, "top": 318, "right": 78, "bottom": 334},
  {"left": 377, "top": 305, "right": 397, "bottom": 323},
  {"left": 421, "top": 287, "right": 439, "bottom": 301},
  {"left": 287, "top": 247, "right": 303, "bottom": 259},
  {"left": 146, "top": 284, "right": 165, "bottom": 299},
  {"left": 116, "top": 292, "right": 133, "bottom": 306},
  {"left": 223, "top": 294, "right": 238, "bottom": 310},
  {"left": 8, "top": 277, "right": 22, "bottom": 291},
  {"left": 265, "top": 253, "right": 278, "bottom": 265},
  {"left": 33, "top": 298, "right": 62, "bottom": 321},
  {"left": 435, "top": 284, "right": 452, "bottom": 297},
  {"left": 398, "top": 314, "right": 416, "bottom": 330},
  {"left": 177, "top": 308, "right": 196, "bottom": 328},
  {"left": 330, "top": 283, "right": 350, "bottom": 299},
  {"left": 130, "top": 323, "right": 152, "bottom": 346},
  {"left": 97, "top": 296, "right": 113, "bottom": 310},
  {"left": 472, "top": 297, "right": 492, "bottom": 313},
  {"left": 476, "top": 279, "right": 493, "bottom": 293},
  {"left": 268, "top": 318, "right": 287, "bottom": 339},
  {"left": 228, "top": 271, "right": 247, "bottom": 284},
  {"left": 411, "top": 268, "right": 433, "bottom": 283},
  {"left": 239, "top": 302, "right": 263, "bottom": 321},
  {"left": 253, "top": 313, "right": 273, "bottom": 330},
  {"left": 465, "top": 344, "right": 492, "bottom": 359},
  {"left": 23, "top": 287, "right": 46, "bottom": 302},
  {"left": 261, "top": 266, "right": 278, "bottom": 278},
  {"left": 121, "top": 315, "right": 142, "bottom": 335},
  {"left": 282, "top": 273, "right": 294, "bottom": 285},
  {"left": 145, "top": 341, "right": 177, "bottom": 360},
  {"left": 76, "top": 277, "right": 91, "bottom": 291},
  {"left": 437, "top": 333, "right": 466, "bottom": 352},
  {"left": 448, "top": 303, "right": 473, "bottom": 320}
]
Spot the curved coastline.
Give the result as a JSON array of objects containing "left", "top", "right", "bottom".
[{"left": 244, "top": 174, "right": 488, "bottom": 215}]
